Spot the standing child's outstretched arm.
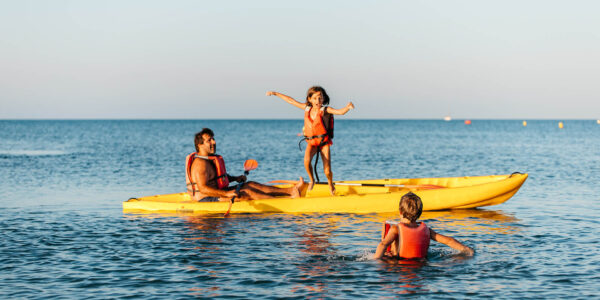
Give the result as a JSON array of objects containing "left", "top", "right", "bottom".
[
  {"left": 430, "top": 228, "right": 474, "bottom": 256},
  {"left": 326, "top": 102, "right": 355, "bottom": 115},
  {"left": 266, "top": 91, "right": 306, "bottom": 110}
]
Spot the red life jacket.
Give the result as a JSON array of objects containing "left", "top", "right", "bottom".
[
  {"left": 303, "top": 106, "right": 333, "bottom": 147},
  {"left": 398, "top": 222, "right": 430, "bottom": 259},
  {"left": 185, "top": 153, "right": 229, "bottom": 200}
]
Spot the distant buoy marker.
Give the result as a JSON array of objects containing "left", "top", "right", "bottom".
[
  {"left": 558, "top": 122, "right": 564, "bottom": 129},
  {"left": 522, "top": 121, "right": 527, "bottom": 127},
  {"left": 597, "top": 119, "right": 600, "bottom": 124},
  {"left": 464, "top": 120, "right": 471, "bottom": 125}
]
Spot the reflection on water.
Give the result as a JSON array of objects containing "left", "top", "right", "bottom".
[
  {"left": 379, "top": 258, "right": 428, "bottom": 295},
  {"left": 130, "top": 209, "right": 521, "bottom": 297},
  {"left": 119, "top": 209, "right": 522, "bottom": 297},
  {"left": 292, "top": 216, "right": 339, "bottom": 296}
]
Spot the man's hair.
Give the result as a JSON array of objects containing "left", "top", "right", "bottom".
[
  {"left": 194, "top": 128, "right": 214, "bottom": 152},
  {"left": 305, "top": 86, "right": 330, "bottom": 106},
  {"left": 399, "top": 192, "right": 423, "bottom": 222}
]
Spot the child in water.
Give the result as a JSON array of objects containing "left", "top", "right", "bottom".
[
  {"left": 374, "top": 192, "right": 474, "bottom": 259},
  {"left": 266, "top": 86, "right": 354, "bottom": 195}
]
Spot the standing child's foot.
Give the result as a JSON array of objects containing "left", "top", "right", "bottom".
[
  {"left": 291, "top": 177, "right": 304, "bottom": 198},
  {"left": 328, "top": 182, "right": 335, "bottom": 196},
  {"left": 307, "top": 181, "right": 314, "bottom": 191}
]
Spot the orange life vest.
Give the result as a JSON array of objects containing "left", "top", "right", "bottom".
[
  {"left": 398, "top": 222, "right": 430, "bottom": 259},
  {"left": 303, "top": 106, "right": 333, "bottom": 147},
  {"left": 185, "top": 153, "right": 229, "bottom": 200}
]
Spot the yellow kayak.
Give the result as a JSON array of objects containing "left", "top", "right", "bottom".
[{"left": 123, "top": 173, "right": 527, "bottom": 214}]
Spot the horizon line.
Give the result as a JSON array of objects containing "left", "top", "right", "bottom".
[{"left": 1, "top": 118, "right": 599, "bottom": 121}]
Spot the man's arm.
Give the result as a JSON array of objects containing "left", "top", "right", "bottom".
[
  {"left": 228, "top": 174, "right": 247, "bottom": 183},
  {"left": 430, "top": 228, "right": 474, "bottom": 256},
  {"left": 191, "top": 159, "right": 236, "bottom": 198}
]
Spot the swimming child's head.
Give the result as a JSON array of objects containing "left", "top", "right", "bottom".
[
  {"left": 399, "top": 192, "right": 423, "bottom": 222},
  {"left": 305, "top": 86, "right": 330, "bottom": 107}
]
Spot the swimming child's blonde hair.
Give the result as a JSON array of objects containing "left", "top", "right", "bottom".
[{"left": 399, "top": 192, "right": 423, "bottom": 222}]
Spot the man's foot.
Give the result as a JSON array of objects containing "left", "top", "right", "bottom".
[
  {"left": 328, "top": 183, "right": 335, "bottom": 196},
  {"left": 291, "top": 177, "right": 304, "bottom": 198},
  {"left": 307, "top": 180, "right": 315, "bottom": 191}
]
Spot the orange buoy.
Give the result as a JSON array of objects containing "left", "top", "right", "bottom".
[
  {"left": 558, "top": 122, "right": 564, "bottom": 129},
  {"left": 464, "top": 120, "right": 471, "bottom": 125},
  {"left": 522, "top": 121, "right": 527, "bottom": 127}
]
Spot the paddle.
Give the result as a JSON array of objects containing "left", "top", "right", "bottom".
[
  {"left": 224, "top": 159, "right": 258, "bottom": 217},
  {"left": 268, "top": 180, "right": 443, "bottom": 190},
  {"left": 318, "top": 182, "right": 444, "bottom": 190}
]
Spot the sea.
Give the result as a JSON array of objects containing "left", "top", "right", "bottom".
[{"left": 0, "top": 119, "right": 598, "bottom": 299}]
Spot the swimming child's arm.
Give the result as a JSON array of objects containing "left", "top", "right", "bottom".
[
  {"left": 266, "top": 91, "right": 306, "bottom": 110},
  {"left": 374, "top": 224, "right": 398, "bottom": 259},
  {"left": 430, "top": 228, "right": 474, "bottom": 256},
  {"left": 326, "top": 102, "right": 355, "bottom": 115}
]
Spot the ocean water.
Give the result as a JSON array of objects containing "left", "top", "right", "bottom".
[{"left": 0, "top": 119, "right": 598, "bottom": 298}]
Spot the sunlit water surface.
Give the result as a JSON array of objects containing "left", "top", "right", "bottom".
[{"left": 1, "top": 120, "right": 598, "bottom": 298}]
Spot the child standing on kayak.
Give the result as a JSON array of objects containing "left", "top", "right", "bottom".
[
  {"left": 374, "top": 192, "right": 474, "bottom": 259},
  {"left": 266, "top": 86, "right": 354, "bottom": 195}
]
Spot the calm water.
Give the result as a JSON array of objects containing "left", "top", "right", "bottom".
[{"left": 1, "top": 120, "right": 599, "bottom": 298}]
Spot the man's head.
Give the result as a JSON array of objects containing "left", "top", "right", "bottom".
[
  {"left": 399, "top": 192, "right": 423, "bottom": 222},
  {"left": 194, "top": 128, "right": 216, "bottom": 155}
]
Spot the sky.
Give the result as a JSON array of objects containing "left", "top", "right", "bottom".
[{"left": 1, "top": 0, "right": 599, "bottom": 119}]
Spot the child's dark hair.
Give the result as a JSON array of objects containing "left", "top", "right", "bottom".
[
  {"left": 399, "top": 192, "right": 423, "bottom": 222},
  {"left": 194, "top": 128, "right": 214, "bottom": 152},
  {"left": 305, "top": 86, "right": 330, "bottom": 107}
]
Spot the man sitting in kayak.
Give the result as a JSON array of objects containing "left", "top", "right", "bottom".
[
  {"left": 186, "top": 128, "right": 303, "bottom": 202},
  {"left": 374, "top": 192, "right": 474, "bottom": 259}
]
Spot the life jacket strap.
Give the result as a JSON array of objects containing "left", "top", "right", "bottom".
[
  {"left": 304, "top": 134, "right": 328, "bottom": 140},
  {"left": 297, "top": 135, "right": 330, "bottom": 183}
]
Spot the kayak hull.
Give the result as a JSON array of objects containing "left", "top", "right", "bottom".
[{"left": 123, "top": 173, "right": 527, "bottom": 214}]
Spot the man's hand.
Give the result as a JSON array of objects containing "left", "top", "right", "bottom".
[
  {"left": 225, "top": 190, "right": 237, "bottom": 198},
  {"left": 236, "top": 175, "right": 247, "bottom": 183}
]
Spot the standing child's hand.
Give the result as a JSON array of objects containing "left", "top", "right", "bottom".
[{"left": 347, "top": 102, "right": 355, "bottom": 110}]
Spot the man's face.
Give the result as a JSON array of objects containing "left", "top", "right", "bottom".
[{"left": 198, "top": 134, "right": 216, "bottom": 154}]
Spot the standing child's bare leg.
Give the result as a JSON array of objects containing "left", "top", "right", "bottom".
[
  {"left": 304, "top": 145, "right": 318, "bottom": 191},
  {"left": 320, "top": 145, "right": 335, "bottom": 195}
]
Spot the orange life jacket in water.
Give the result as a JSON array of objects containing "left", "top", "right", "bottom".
[
  {"left": 398, "top": 222, "right": 430, "bottom": 259},
  {"left": 303, "top": 106, "right": 333, "bottom": 147},
  {"left": 383, "top": 221, "right": 431, "bottom": 258},
  {"left": 185, "top": 153, "right": 229, "bottom": 200}
]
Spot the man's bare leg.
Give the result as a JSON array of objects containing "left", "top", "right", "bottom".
[{"left": 244, "top": 178, "right": 304, "bottom": 198}]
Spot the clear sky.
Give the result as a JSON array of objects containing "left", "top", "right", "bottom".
[{"left": 1, "top": 0, "right": 599, "bottom": 119}]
